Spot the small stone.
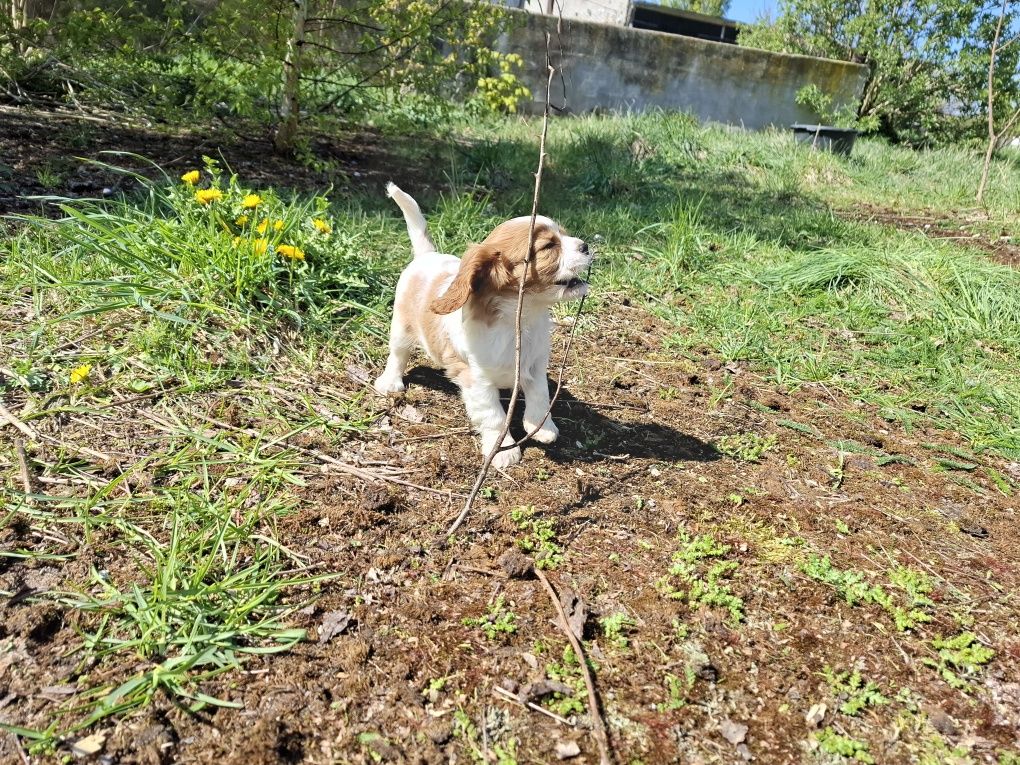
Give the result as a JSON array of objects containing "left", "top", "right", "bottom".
[
  {"left": 720, "top": 720, "right": 748, "bottom": 745},
  {"left": 555, "top": 741, "right": 581, "bottom": 759},
  {"left": 805, "top": 703, "right": 827, "bottom": 727},
  {"left": 498, "top": 550, "right": 533, "bottom": 579},
  {"left": 927, "top": 708, "right": 958, "bottom": 737}
]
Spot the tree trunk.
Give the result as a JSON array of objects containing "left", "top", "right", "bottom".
[
  {"left": 9, "top": 0, "right": 49, "bottom": 56},
  {"left": 977, "top": 0, "right": 1008, "bottom": 205},
  {"left": 274, "top": 0, "right": 310, "bottom": 155}
]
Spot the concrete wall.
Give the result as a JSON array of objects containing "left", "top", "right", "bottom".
[
  {"left": 497, "top": 11, "right": 869, "bottom": 130},
  {"left": 512, "top": 0, "right": 630, "bottom": 25}
]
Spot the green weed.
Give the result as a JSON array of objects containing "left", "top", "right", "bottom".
[
  {"left": 599, "top": 612, "right": 636, "bottom": 649},
  {"left": 802, "top": 556, "right": 934, "bottom": 631},
  {"left": 922, "top": 632, "right": 994, "bottom": 690},
  {"left": 658, "top": 668, "right": 695, "bottom": 712},
  {"left": 822, "top": 668, "right": 889, "bottom": 715},
  {"left": 462, "top": 596, "right": 517, "bottom": 641},
  {"left": 544, "top": 646, "right": 588, "bottom": 717},
  {"left": 716, "top": 432, "right": 777, "bottom": 462},
  {"left": 815, "top": 727, "right": 875, "bottom": 763},
  {"left": 658, "top": 527, "right": 743, "bottom": 624},
  {"left": 510, "top": 506, "right": 564, "bottom": 570}
]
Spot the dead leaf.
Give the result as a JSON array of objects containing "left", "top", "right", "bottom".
[
  {"left": 396, "top": 404, "right": 423, "bottom": 423},
  {"left": 346, "top": 364, "right": 372, "bottom": 386},
  {"left": 71, "top": 731, "right": 107, "bottom": 757},
  {"left": 318, "top": 610, "right": 352, "bottom": 643},
  {"left": 558, "top": 587, "right": 588, "bottom": 641}
]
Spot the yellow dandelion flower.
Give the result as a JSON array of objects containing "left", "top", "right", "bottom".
[
  {"left": 256, "top": 219, "right": 269, "bottom": 234},
  {"left": 272, "top": 219, "right": 284, "bottom": 232},
  {"left": 195, "top": 188, "right": 223, "bottom": 205},
  {"left": 241, "top": 194, "right": 263, "bottom": 209},
  {"left": 69, "top": 364, "right": 92, "bottom": 385},
  {"left": 235, "top": 214, "right": 249, "bottom": 226},
  {"left": 181, "top": 170, "right": 200, "bottom": 185},
  {"left": 312, "top": 218, "right": 332, "bottom": 234},
  {"left": 276, "top": 244, "right": 305, "bottom": 261},
  {"left": 253, "top": 238, "right": 269, "bottom": 255}
]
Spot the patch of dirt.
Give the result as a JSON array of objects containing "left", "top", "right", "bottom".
[
  {"left": 3, "top": 302, "right": 1019, "bottom": 764},
  {"left": 0, "top": 105, "right": 444, "bottom": 216},
  {"left": 843, "top": 201, "right": 1020, "bottom": 268}
]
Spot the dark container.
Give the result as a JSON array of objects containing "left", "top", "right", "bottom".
[{"left": 790, "top": 124, "right": 858, "bottom": 157}]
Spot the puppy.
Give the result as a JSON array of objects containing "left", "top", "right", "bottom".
[{"left": 375, "top": 183, "right": 593, "bottom": 468}]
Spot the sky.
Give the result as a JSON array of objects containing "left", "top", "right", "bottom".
[{"left": 726, "top": 0, "right": 776, "bottom": 23}]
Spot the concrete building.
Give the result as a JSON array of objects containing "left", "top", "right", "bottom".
[
  {"left": 507, "top": 0, "right": 740, "bottom": 43},
  {"left": 494, "top": 8, "right": 869, "bottom": 130}
]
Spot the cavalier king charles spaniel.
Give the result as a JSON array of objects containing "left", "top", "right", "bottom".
[{"left": 375, "top": 183, "right": 593, "bottom": 468}]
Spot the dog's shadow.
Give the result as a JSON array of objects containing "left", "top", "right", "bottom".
[{"left": 404, "top": 366, "right": 719, "bottom": 464}]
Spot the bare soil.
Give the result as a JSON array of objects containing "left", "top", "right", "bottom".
[
  {"left": 2, "top": 108, "right": 1019, "bottom": 764},
  {"left": 843, "top": 202, "right": 1020, "bottom": 269}
]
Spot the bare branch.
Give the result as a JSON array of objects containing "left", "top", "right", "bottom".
[
  {"left": 535, "top": 568, "right": 613, "bottom": 765},
  {"left": 446, "top": 39, "right": 557, "bottom": 538}
]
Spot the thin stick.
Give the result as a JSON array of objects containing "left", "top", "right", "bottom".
[
  {"left": 491, "top": 685, "right": 575, "bottom": 727},
  {"left": 36, "top": 434, "right": 113, "bottom": 464},
  {"left": 446, "top": 37, "right": 557, "bottom": 537},
  {"left": 0, "top": 401, "right": 36, "bottom": 439},
  {"left": 535, "top": 568, "right": 612, "bottom": 765},
  {"left": 15, "top": 439, "right": 33, "bottom": 496},
  {"left": 184, "top": 412, "right": 465, "bottom": 500}
]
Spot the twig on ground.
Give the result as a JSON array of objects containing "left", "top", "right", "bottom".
[
  {"left": 35, "top": 434, "right": 114, "bottom": 464},
  {"left": 534, "top": 567, "right": 612, "bottom": 765},
  {"left": 446, "top": 34, "right": 559, "bottom": 538},
  {"left": 15, "top": 439, "right": 33, "bottom": 497},
  {"left": 181, "top": 411, "right": 465, "bottom": 499},
  {"left": 392, "top": 427, "right": 472, "bottom": 444},
  {"left": 491, "top": 684, "right": 575, "bottom": 727},
  {"left": 8, "top": 733, "right": 30, "bottom": 765},
  {"left": 0, "top": 401, "right": 37, "bottom": 440}
]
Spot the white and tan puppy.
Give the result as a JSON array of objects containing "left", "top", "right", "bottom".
[{"left": 375, "top": 183, "right": 593, "bottom": 468}]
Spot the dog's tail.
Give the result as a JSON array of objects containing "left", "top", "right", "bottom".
[{"left": 386, "top": 182, "right": 435, "bottom": 259}]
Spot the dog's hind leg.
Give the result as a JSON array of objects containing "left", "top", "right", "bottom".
[{"left": 374, "top": 317, "right": 414, "bottom": 395}]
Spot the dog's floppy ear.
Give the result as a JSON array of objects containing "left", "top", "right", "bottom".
[{"left": 431, "top": 243, "right": 506, "bottom": 315}]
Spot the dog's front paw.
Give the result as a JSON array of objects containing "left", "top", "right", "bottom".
[
  {"left": 481, "top": 433, "right": 522, "bottom": 469},
  {"left": 525, "top": 418, "right": 559, "bottom": 444},
  {"left": 373, "top": 374, "right": 406, "bottom": 395},
  {"left": 490, "top": 445, "right": 522, "bottom": 469}
]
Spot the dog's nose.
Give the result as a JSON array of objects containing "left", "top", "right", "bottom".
[{"left": 579, "top": 241, "right": 589, "bottom": 254}]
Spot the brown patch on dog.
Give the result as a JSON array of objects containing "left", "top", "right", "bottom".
[
  {"left": 430, "top": 220, "right": 565, "bottom": 317},
  {"left": 430, "top": 243, "right": 511, "bottom": 315}
]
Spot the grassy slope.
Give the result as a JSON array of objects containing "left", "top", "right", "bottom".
[{"left": 2, "top": 110, "right": 1020, "bottom": 761}]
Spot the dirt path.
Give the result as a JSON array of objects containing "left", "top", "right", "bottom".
[{"left": 842, "top": 202, "right": 1020, "bottom": 268}]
